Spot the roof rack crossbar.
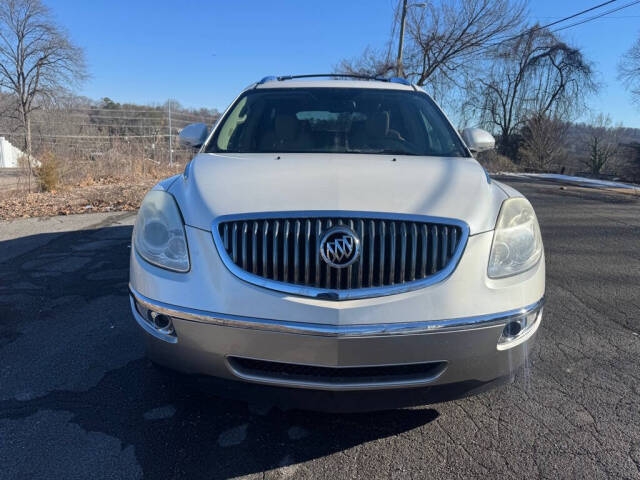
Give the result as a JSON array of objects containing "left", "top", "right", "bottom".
[
  {"left": 276, "top": 73, "right": 388, "bottom": 82},
  {"left": 255, "top": 74, "right": 413, "bottom": 86}
]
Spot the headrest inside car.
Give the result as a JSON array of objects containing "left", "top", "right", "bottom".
[
  {"left": 366, "top": 111, "right": 390, "bottom": 137},
  {"left": 275, "top": 114, "right": 299, "bottom": 141}
]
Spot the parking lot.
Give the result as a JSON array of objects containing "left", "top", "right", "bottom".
[{"left": 0, "top": 178, "right": 638, "bottom": 479}]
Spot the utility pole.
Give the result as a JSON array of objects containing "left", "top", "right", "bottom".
[
  {"left": 396, "top": 1, "right": 426, "bottom": 78},
  {"left": 168, "top": 100, "right": 173, "bottom": 167},
  {"left": 396, "top": 0, "right": 408, "bottom": 77}
]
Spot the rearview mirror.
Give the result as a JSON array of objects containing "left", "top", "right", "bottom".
[
  {"left": 178, "top": 123, "right": 209, "bottom": 149},
  {"left": 461, "top": 128, "right": 495, "bottom": 153}
]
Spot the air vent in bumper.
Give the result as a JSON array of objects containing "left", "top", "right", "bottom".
[{"left": 228, "top": 356, "right": 447, "bottom": 389}]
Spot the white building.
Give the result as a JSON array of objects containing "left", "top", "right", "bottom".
[{"left": 0, "top": 136, "right": 25, "bottom": 168}]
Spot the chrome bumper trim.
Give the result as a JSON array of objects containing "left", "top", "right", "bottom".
[
  {"left": 129, "top": 296, "right": 178, "bottom": 344},
  {"left": 129, "top": 284, "right": 544, "bottom": 338}
]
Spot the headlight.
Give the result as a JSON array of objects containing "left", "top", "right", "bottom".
[
  {"left": 133, "top": 190, "right": 190, "bottom": 272},
  {"left": 488, "top": 197, "right": 542, "bottom": 278}
]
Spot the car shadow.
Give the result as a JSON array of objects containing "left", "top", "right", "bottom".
[{"left": 0, "top": 224, "right": 440, "bottom": 479}]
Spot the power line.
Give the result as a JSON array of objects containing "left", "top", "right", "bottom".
[
  {"left": 413, "top": 1, "right": 620, "bottom": 54},
  {"left": 538, "top": 14, "right": 640, "bottom": 19},
  {"left": 460, "top": 0, "right": 639, "bottom": 59},
  {"left": 479, "top": 0, "right": 622, "bottom": 51},
  {"left": 551, "top": 0, "right": 640, "bottom": 33},
  {"left": 536, "top": 0, "right": 617, "bottom": 29}
]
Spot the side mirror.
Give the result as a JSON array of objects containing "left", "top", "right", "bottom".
[
  {"left": 461, "top": 128, "right": 495, "bottom": 153},
  {"left": 178, "top": 123, "right": 209, "bottom": 149}
]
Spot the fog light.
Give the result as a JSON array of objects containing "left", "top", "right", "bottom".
[
  {"left": 502, "top": 321, "right": 522, "bottom": 338},
  {"left": 497, "top": 308, "right": 542, "bottom": 349},
  {"left": 134, "top": 298, "right": 176, "bottom": 336},
  {"left": 148, "top": 311, "right": 175, "bottom": 335},
  {"left": 131, "top": 296, "right": 178, "bottom": 343}
]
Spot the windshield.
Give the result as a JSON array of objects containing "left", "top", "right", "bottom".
[{"left": 207, "top": 87, "right": 469, "bottom": 157}]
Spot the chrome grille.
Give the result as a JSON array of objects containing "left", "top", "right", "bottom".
[{"left": 213, "top": 213, "right": 468, "bottom": 300}]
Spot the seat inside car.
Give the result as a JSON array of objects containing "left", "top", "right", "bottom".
[
  {"left": 258, "top": 113, "right": 311, "bottom": 151},
  {"left": 349, "top": 111, "right": 403, "bottom": 150}
]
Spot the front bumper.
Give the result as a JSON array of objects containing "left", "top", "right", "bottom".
[{"left": 130, "top": 286, "right": 543, "bottom": 395}]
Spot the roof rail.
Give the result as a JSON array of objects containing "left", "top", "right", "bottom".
[
  {"left": 257, "top": 75, "right": 278, "bottom": 84},
  {"left": 255, "top": 74, "right": 413, "bottom": 86},
  {"left": 388, "top": 77, "right": 412, "bottom": 86},
  {"left": 276, "top": 74, "right": 388, "bottom": 82}
]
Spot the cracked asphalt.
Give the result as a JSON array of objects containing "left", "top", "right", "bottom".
[{"left": 0, "top": 178, "right": 639, "bottom": 479}]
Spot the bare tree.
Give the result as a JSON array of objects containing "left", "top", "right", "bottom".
[
  {"left": 338, "top": 0, "right": 526, "bottom": 91},
  {"left": 336, "top": 46, "right": 396, "bottom": 79},
  {"left": 618, "top": 34, "right": 640, "bottom": 106},
  {"left": 581, "top": 114, "right": 620, "bottom": 175},
  {"left": 0, "top": 0, "right": 86, "bottom": 186},
  {"left": 466, "top": 27, "right": 596, "bottom": 158},
  {"left": 519, "top": 113, "right": 567, "bottom": 171},
  {"left": 403, "top": 0, "right": 526, "bottom": 87}
]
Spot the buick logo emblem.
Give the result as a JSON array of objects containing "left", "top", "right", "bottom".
[{"left": 320, "top": 226, "right": 360, "bottom": 268}]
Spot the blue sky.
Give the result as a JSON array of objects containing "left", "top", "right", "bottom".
[{"left": 51, "top": 0, "right": 640, "bottom": 127}]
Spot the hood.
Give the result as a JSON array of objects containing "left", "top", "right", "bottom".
[{"left": 171, "top": 153, "right": 506, "bottom": 235}]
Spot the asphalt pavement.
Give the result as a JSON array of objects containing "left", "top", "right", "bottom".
[{"left": 0, "top": 178, "right": 639, "bottom": 479}]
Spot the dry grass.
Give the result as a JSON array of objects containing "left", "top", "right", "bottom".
[
  {"left": 36, "top": 151, "right": 61, "bottom": 192},
  {"left": 476, "top": 150, "right": 519, "bottom": 173},
  {"left": 0, "top": 148, "right": 183, "bottom": 220},
  {"left": 0, "top": 179, "right": 158, "bottom": 219}
]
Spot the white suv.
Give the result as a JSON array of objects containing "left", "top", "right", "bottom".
[{"left": 129, "top": 75, "right": 545, "bottom": 410}]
